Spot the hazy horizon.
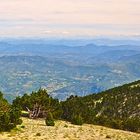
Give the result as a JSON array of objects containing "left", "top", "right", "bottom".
[{"left": 0, "top": 0, "right": 140, "bottom": 38}]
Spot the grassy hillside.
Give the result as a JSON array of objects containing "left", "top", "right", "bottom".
[
  {"left": 0, "top": 80, "right": 140, "bottom": 140},
  {"left": 0, "top": 117, "right": 140, "bottom": 140}
]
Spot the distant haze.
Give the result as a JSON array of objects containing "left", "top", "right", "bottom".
[{"left": 0, "top": 0, "right": 140, "bottom": 37}]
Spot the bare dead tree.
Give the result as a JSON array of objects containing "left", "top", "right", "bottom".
[{"left": 26, "top": 103, "right": 42, "bottom": 119}]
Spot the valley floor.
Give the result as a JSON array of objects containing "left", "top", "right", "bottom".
[{"left": 0, "top": 117, "right": 140, "bottom": 140}]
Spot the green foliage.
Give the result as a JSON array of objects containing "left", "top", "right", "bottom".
[
  {"left": 21, "top": 111, "right": 29, "bottom": 117},
  {"left": 0, "top": 92, "right": 21, "bottom": 132},
  {"left": 71, "top": 114, "right": 83, "bottom": 125},
  {"left": 123, "top": 117, "right": 140, "bottom": 132},
  {"left": 62, "top": 80, "right": 140, "bottom": 132},
  {"left": 13, "top": 89, "right": 62, "bottom": 119},
  {"left": 1, "top": 80, "right": 140, "bottom": 133},
  {"left": 9, "top": 106, "right": 22, "bottom": 125},
  {"left": 0, "top": 112, "right": 12, "bottom": 131},
  {"left": 45, "top": 112, "right": 55, "bottom": 126}
]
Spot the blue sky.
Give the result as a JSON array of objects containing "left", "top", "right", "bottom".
[{"left": 0, "top": 0, "right": 140, "bottom": 38}]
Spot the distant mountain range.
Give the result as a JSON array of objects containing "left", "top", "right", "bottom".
[{"left": 0, "top": 39, "right": 140, "bottom": 102}]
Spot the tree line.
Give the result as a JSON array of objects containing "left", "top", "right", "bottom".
[{"left": 0, "top": 80, "right": 140, "bottom": 133}]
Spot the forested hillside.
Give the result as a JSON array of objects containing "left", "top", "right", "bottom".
[
  {"left": 11, "top": 80, "right": 140, "bottom": 133},
  {"left": 62, "top": 80, "right": 140, "bottom": 132}
]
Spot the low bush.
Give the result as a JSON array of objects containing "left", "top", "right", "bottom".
[
  {"left": 71, "top": 115, "right": 83, "bottom": 125},
  {"left": 45, "top": 112, "right": 55, "bottom": 126}
]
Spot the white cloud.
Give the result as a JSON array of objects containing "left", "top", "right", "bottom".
[{"left": 43, "top": 30, "right": 53, "bottom": 34}]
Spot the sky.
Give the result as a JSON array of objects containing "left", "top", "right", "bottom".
[{"left": 0, "top": 0, "right": 140, "bottom": 38}]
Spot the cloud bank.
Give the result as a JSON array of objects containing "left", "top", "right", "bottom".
[{"left": 0, "top": 0, "right": 139, "bottom": 37}]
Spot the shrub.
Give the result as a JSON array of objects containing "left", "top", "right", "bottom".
[
  {"left": 20, "top": 125, "right": 25, "bottom": 129},
  {"left": 0, "top": 92, "right": 21, "bottom": 132},
  {"left": 71, "top": 115, "right": 83, "bottom": 125},
  {"left": 17, "top": 119, "right": 23, "bottom": 125},
  {"left": 45, "top": 112, "right": 55, "bottom": 126},
  {"left": 0, "top": 112, "right": 12, "bottom": 131},
  {"left": 123, "top": 117, "right": 140, "bottom": 132},
  {"left": 110, "top": 119, "right": 123, "bottom": 129},
  {"left": 13, "top": 89, "right": 63, "bottom": 119},
  {"left": 106, "top": 135, "right": 111, "bottom": 138},
  {"left": 36, "top": 133, "right": 41, "bottom": 136},
  {"left": 64, "top": 124, "right": 68, "bottom": 128},
  {"left": 9, "top": 106, "right": 22, "bottom": 125}
]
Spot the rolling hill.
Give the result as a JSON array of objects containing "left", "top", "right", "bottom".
[{"left": 0, "top": 39, "right": 140, "bottom": 101}]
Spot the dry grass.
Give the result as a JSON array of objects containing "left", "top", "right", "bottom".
[{"left": 0, "top": 117, "right": 140, "bottom": 140}]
